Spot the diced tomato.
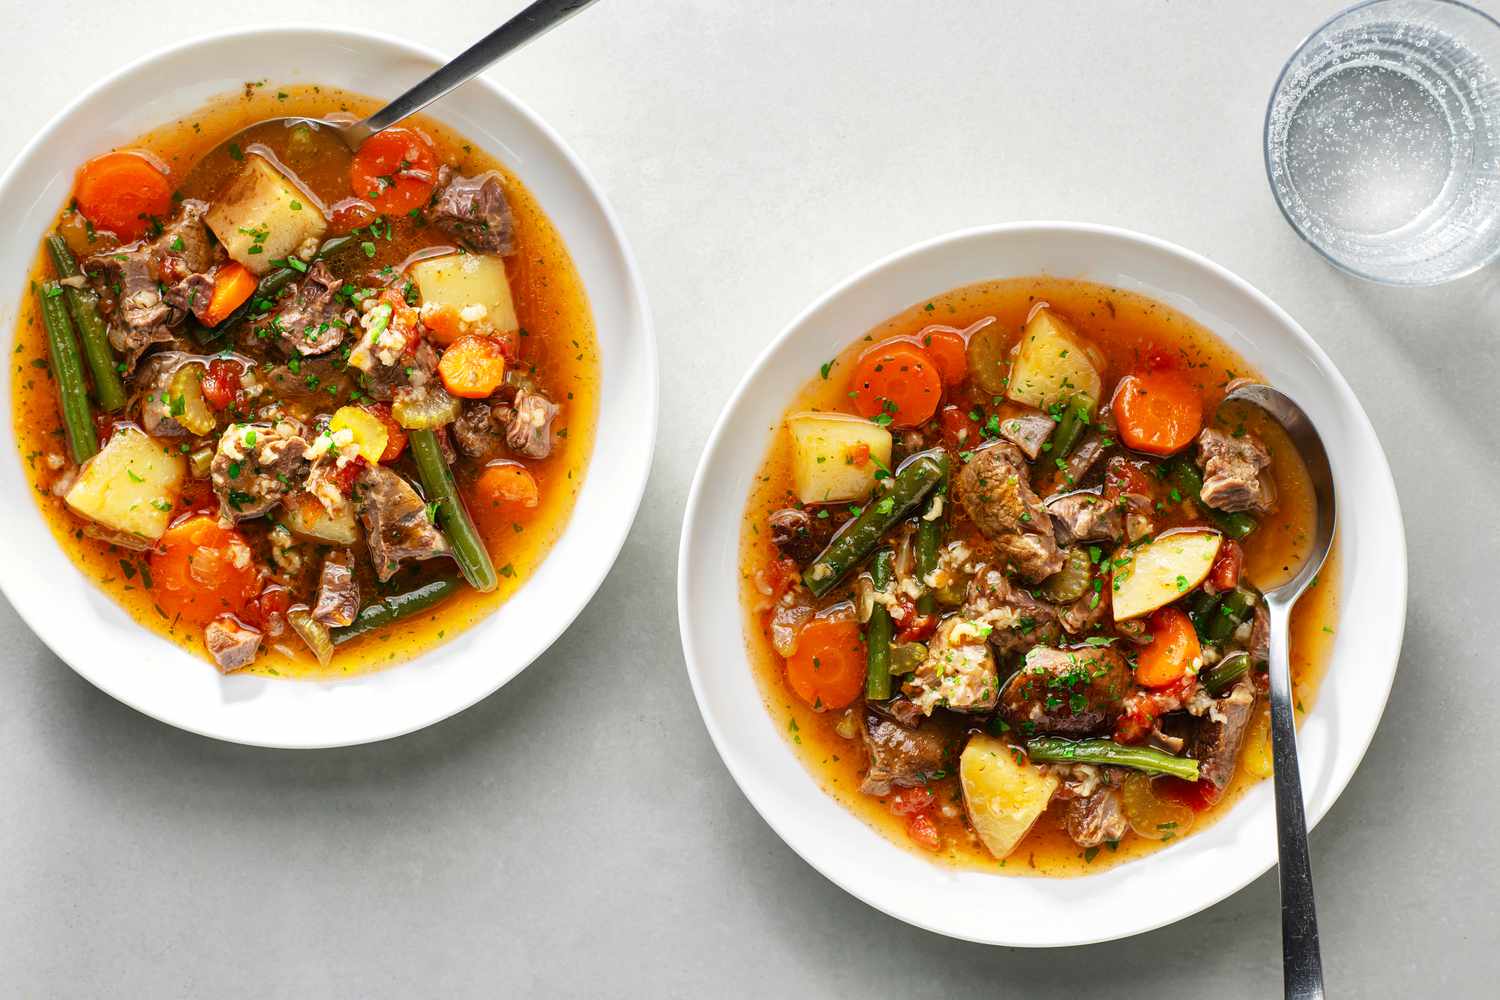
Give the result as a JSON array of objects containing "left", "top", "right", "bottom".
[
  {"left": 762, "top": 556, "right": 801, "bottom": 604},
  {"left": 362, "top": 402, "right": 407, "bottom": 462},
  {"left": 889, "top": 786, "right": 936, "bottom": 816},
  {"left": 939, "top": 403, "right": 982, "bottom": 450},
  {"left": 1103, "top": 454, "right": 1157, "bottom": 500},
  {"left": 906, "top": 812, "right": 942, "bottom": 851},
  {"left": 246, "top": 584, "right": 291, "bottom": 636},
  {"left": 848, "top": 441, "right": 871, "bottom": 467},
  {"left": 329, "top": 197, "right": 378, "bottom": 233},
  {"left": 201, "top": 359, "right": 243, "bottom": 411},
  {"left": 897, "top": 612, "right": 937, "bottom": 643},
  {"left": 1156, "top": 776, "right": 1220, "bottom": 812},
  {"left": 1209, "top": 539, "right": 1244, "bottom": 591},
  {"left": 329, "top": 456, "right": 367, "bottom": 496}
]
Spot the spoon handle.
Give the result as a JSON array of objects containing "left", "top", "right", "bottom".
[
  {"left": 355, "top": 0, "right": 602, "bottom": 143},
  {"left": 1266, "top": 601, "right": 1325, "bottom": 1000}
]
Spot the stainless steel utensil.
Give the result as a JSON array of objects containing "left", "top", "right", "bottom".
[{"left": 1223, "top": 382, "right": 1336, "bottom": 1000}]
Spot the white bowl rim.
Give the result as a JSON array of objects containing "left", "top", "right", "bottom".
[
  {"left": 676, "top": 220, "right": 1406, "bottom": 946},
  {"left": 0, "top": 24, "right": 658, "bottom": 748}
]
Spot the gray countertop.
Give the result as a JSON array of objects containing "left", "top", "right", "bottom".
[{"left": 0, "top": 1, "right": 1491, "bottom": 996}]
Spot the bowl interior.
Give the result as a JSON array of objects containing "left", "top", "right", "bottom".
[
  {"left": 677, "top": 223, "right": 1404, "bottom": 946},
  {"left": 0, "top": 27, "right": 655, "bottom": 747}
]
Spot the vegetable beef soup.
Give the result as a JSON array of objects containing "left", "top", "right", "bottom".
[
  {"left": 11, "top": 83, "right": 598, "bottom": 677},
  {"left": 740, "top": 277, "right": 1337, "bottom": 876}
]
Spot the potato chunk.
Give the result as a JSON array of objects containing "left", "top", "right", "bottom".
[
  {"left": 64, "top": 426, "right": 186, "bottom": 542},
  {"left": 1006, "top": 307, "right": 1103, "bottom": 411},
  {"left": 960, "top": 733, "right": 1060, "bottom": 860},
  {"left": 1109, "top": 528, "right": 1222, "bottom": 621},
  {"left": 205, "top": 155, "right": 327, "bottom": 275},
  {"left": 409, "top": 253, "right": 518, "bottom": 334},
  {"left": 280, "top": 491, "right": 359, "bottom": 546},
  {"left": 786, "top": 412, "right": 892, "bottom": 505}
]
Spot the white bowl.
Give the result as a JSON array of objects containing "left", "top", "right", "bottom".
[
  {"left": 0, "top": 27, "right": 656, "bottom": 748},
  {"left": 677, "top": 223, "right": 1405, "bottom": 946}
]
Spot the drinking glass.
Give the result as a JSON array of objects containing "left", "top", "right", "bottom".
[{"left": 1265, "top": 0, "right": 1500, "bottom": 284}]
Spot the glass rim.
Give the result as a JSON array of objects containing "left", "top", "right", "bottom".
[{"left": 1262, "top": 0, "right": 1500, "bottom": 286}]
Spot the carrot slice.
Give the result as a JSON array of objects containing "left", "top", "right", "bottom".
[
  {"left": 150, "top": 515, "right": 259, "bottom": 624},
  {"left": 785, "top": 617, "right": 866, "bottom": 711},
  {"left": 915, "top": 328, "right": 968, "bottom": 387},
  {"left": 200, "top": 263, "right": 257, "bottom": 327},
  {"left": 476, "top": 462, "right": 539, "bottom": 509},
  {"left": 1113, "top": 371, "right": 1203, "bottom": 456},
  {"left": 438, "top": 335, "right": 508, "bottom": 398},
  {"left": 1136, "top": 607, "right": 1201, "bottom": 688},
  {"left": 848, "top": 341, "right": 943, "bottom": 429},
  {"left": 74, "top": 151, "right": 174, "bottom": 241},
  {"left": 349, "top": 127, "right": 439, "bottom": 215}
]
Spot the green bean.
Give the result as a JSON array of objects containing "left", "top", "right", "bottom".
[
  {"left": 914, "top": 494, "right": 944, "bottom": 616},
  {"left": 408, "top": 429, "right": 498, "bottom": 593},
  {"left": 1025, "top": 737, "right": 1201, "bottom": 782},
  {"left": 332, "top": 576, "right": 463, "bottom": 645},
  {"left": 1166, "top": 458, "right": 1258, "bottom": 539},
  {"left": 1202, "top": 651, "right": 1252, "bottom": 696},
  {"left": 804, "top": 450, "right": 948, "bottom": 597},
  {"left": 1051, "top": 393, "right": 1094, "bottom": 459},
  {"left": 44, "top": 236, "right": 125, "bottom": 411},
  {"left": 1206, "top": 586, "right": 1257, "bottom": 644},
  {"left": 1188, "top": 589, "right": 1222, "bottom": 639},
  {"left": 37, "top": 282, "right": 97, "bottom": 463},
  {"left": 865, "top": 548, "right": 895, "bottom": 700}
]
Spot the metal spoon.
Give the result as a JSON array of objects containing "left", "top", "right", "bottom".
[
  {"left": 281, "top": 0, "right": 601, "bottom": 151},
  {"left": 1223, "top": 382, "right": 1335, "bottom": 1000}
]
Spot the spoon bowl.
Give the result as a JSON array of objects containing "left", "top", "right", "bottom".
[
  {"left": 212, "top": 0, "right": 601, "bottom": 157},
  {"left": 1221, "top": 381, "right": 1336, "bottom": 1000}
]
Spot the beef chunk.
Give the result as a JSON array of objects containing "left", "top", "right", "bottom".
[
  {"left": 495, "top": 388, "right": 558, "bottom": 459},
  {"left": 1193, "top": 677, "right": 1257, "bottom": 792},
  {"left": 1249, "top": 602, "right": 1270, "bottom": 664},
  {"left": 362, "top": 341, "right": 440, "bottom": 403},
  {"left": 1000, "top": 645, "right": 1130, "bottom": 738},
  {"left": 257, "top": 261, "right": 353, "bottom": 357},
  {"left": 999, "top": 410, "right": 1055, "bottom": 460},
  {"left": 162, "top": 270, "right": 217, "bottom": 325},
  {"left": 205, "top": 617, "right": 262, "bottom": 673},
  {"left": 903, "top": 616, "right": 1001, "bottom": 714},
  {"left": 955, "top": 442, "right": 1063, "bottom": 582},
  {"left": 768, "top": 508, "right": 833, "bottom": 564},
  {"left": 88, "top": 244, "right": 174, "bottom": 370},
  {"left": 155, "top": 198, "right": 216, "bottom": 275},
  {"left": 962, "top": 565, "right": 1061, "bottom": 655},
  {"left": 426, "top": 168, "right": 515, "bottom": 253},
  {"left": 357, "top": 464, "right": 451, "bottom": 581},
  {"left": 1058, "top": 587, "right": 1109, "bottom": 636},
  {"left": 1045, "top": 490, "right": 1123, "bottom": 546},
  {"left": 312, "top": 551, "right": 359, "bottom": 627},
  {"left": 1064, "top": 782, "right": 1129, "bottom": 848},
  {"left": 211, "top": 420, "right": 312, "bottom": 523},
  {"left": 452, "top": 400, "right": 506, "bottom": 461},
  {"left": 1064, "top": 429, "right": 1107, "bottom": 485},
  {"left": 859, "top": 705, "right": 963, "bottom": 796},
  {"left": 1197, "top": 428, "right": 1276, "bottom": 514}
]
